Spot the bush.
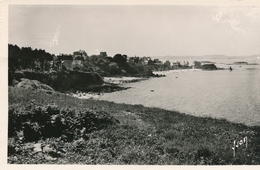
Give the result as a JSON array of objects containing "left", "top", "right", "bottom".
[{"left": 8, "top": 102, "right": 119, "bottom": 142}]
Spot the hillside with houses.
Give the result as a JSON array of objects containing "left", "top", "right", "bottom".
[
  {"left": 7, "top": 44, "right": 179, "bottom": 91},
  {"left": 8, "top": 44, "right": 221, "bottom": 93}
]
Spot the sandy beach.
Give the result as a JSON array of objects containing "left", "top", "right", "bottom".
[
  {"left": 103, "top": 77, "right": 148, "bottom": 84},
  {"left": 153, "top": 69, "right": 201, "bottom": 75}
]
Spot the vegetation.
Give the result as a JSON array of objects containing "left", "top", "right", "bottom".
[
  {"left": 8, "top": 87, "right": 260, "bottom": 164},
  {"left": 8, "top": 44, "right": 170, "bottom": 79},
  {"left": 8, "top": 44, "right": 171, "bottom": 93},
  {"left": 8, "top": 44, "right": 53, "bottom": 71}
]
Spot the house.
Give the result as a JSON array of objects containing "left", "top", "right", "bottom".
[
  {"left": 193, "top": 61, "right": 201, "bottom": 68},
  {"left": 153, "top": 59, "right": 163, "bottom": 65},
  {"left": 172, "top": 61, "right": 180, "bottom": 67},
  {"left": 72, "top": 55, "right": 85, "bottom": 71},
  {"left": 57, "top": 54, "right": 74, "bottom": 70},
  {"left": 140, "top": 57, "right": 151, "bottom": 65},
  {"left": 100, "top": 52, "right": 107, "bottom": 57},
  {"left": 179, "top": 61, "right": 189, "bottom": 67},
  {"left": 56, "top": 50, "right": 88, "bottom": 71},
  {"left": 73, "top": 50, "right": 88, "bottom": 60}
]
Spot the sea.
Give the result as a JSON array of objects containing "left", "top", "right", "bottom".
[{"left": 97, "top": 55, "right": 260, "bottom": 126}]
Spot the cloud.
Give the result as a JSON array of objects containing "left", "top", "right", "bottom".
[
  {"left": 245, "top": 6, "right": 260, "bottom": 24},
  {"left": 50, "top": 25, "right": 60, "bottom": 47},
  {"left": 211, "top": 6, "right": 260, "bottom": 35},
  {"left": 211, "top": 7, "right": 243, "bottom": 33}
]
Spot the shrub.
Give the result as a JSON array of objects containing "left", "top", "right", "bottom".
[{"left": 8, "top": 102, "right": 119, "bottom": 142}]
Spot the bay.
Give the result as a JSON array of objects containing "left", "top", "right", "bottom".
[{"left": 98, "top": 57, "right": 260, "bottom": 126}]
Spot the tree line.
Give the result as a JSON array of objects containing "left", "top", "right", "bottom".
[{"left": 8, "top": 44, "right": 173, "bottom": 78}]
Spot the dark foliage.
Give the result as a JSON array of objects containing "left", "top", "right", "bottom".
[
  {"left": 113, "top": 54, "right": 127, "bottom": 66},
  {"left": 9, "top": 102, "right": 119, "bottom": 142},
  {"left": 8, "top": 44, "right": 53, "bottom": 71}
]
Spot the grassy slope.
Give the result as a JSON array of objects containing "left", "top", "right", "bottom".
[{"left": 8, "top": 87, "right": 260, "bottom": 165}]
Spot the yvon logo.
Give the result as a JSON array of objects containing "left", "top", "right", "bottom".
[{"left": 232, "top": 136, "right": 248, "bottom": 158}]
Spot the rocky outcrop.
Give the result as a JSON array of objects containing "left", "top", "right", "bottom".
[
  {"left": 17, "top": 78, "right": 54, "bottom": 91},
  {"left": 48, "top": 70, "right": 103, "bottom": 92},
  {"left": 200, "top": 64, "right": 218, "bottom": 70},
  {"left": 13, "top": 70, "right": 104, "bottom": 92}
]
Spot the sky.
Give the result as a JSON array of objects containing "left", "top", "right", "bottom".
[{"left": 8, "top": 4, "right": 260, "bottom": 57}]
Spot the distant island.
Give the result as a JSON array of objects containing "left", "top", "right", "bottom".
[
  {"left": 233, "top": 62, "right": 248, "bottom": 65},
  {"left": 228, "top": 62, "right": 259, "bottom": 65}
]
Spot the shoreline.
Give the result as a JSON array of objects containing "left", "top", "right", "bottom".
[
  {"left": 153, "top": 68, "right": 202, "bottom": 75},
  {"left": 70, "top": 68, "right": 221, "bottom": 99},
  {"left": 71, "top": 77, "right": 149, "bottom": 99},
  {"left": 103, "top": 76, "right": 148, "bottom": 84}
]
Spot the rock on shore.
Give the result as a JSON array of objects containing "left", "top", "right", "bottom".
[
  {"left": 13, "top": 70, "right": 104, "bottom": 92},
  {"left": 17, "top": 78, "right": 54, "bottom": 91}
]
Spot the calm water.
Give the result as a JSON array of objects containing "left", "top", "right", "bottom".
[{"left": 98, "top": 57, "right": 260, "bottom": 126}]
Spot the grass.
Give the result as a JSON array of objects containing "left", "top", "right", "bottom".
[{"left": 8, "top": 87, "right": 260, "bottom": 165}]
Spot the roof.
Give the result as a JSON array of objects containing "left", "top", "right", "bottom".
[
  {"left": 74, "top": 55, "right": 84, "bottom": 60},
  {"left": 57, "top": 55, "right": 73, "bottom": 60}
]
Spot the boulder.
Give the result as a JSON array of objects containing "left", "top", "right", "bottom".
[
  {"left": 13, "top": 70, "right": 104, "bottom": 92},
  {"left": 17, "top": 78, "right": 54, "bottom": 91}
]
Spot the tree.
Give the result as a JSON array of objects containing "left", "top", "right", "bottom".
[
  {"left": 73, "top": 50, "right": 88, "bottom": 61},
  {"left": 109, "top": 62, "right": 121, "bottom": 75},
  {"left": 8, "top": 44, "right": 21, "bottom": 70},
  {"left": 19, "top": 47, "right": 34, "bottom": 69},
  {"left": 113, "top": 54, "right": 127, "bottom": 66},
  {"left": 106, "top": 56, "right": 114, "bottom": 62},
  {"left": 148, "top": 59, "right": 154, "bottom": 65},
  {"left": 34, "top": 49, "right": 53, "bottom": 71},
  {"left": 8, "top": 44, "right": 54, "bottom": 71},
  {"left": 164, "top": 60, "right": 171, "bottom": 69}
]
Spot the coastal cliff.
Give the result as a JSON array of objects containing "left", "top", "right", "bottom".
[{"left": 13, "top": 70, "right": 103, "bottom": 92}]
